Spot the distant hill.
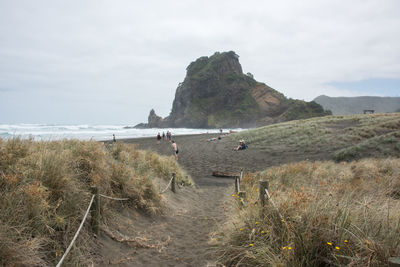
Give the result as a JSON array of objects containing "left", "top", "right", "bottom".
[
  {"left": 137, "top": 51, "right": 330, "bottom": 128},
  {"left": 314, "top": 95, "right": 400, "bottom": 115}
]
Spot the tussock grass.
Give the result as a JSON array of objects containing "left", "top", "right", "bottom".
[
  {"left": 0, "top": 138, "right": 192, "bottom": 266},
  {"left": 217, "top": 158, "right": 400, "bottom": 266},
  {"left": 232, "top": 113, "right": 400, "bottom": 161}
]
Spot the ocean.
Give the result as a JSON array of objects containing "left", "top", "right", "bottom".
[{"left": 0, "top": 124, "right": 240, "bottom": 141}]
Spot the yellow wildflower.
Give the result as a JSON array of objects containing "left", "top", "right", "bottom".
[
  {"left": 255, "top": 221, "right": 258, "bottom": 225},
  {"left": 239, "top": 228, "right": 243, "bottom": 231},
  {"left": 232, "top": 194, "right": 235, "bottom": 197},
  {"left": 249, "top": 244, "right": 254, "bottom": 247},
  {"left": 288, "top": 247, "right": 292, "bottom": 250},
  {"left": 344, "top": 240, "right": 348, "bottom": 243},
  {"left": 282, "top": 246, "right": 287, "bottom": 250},
  {"left": 335, "top": 246, "right": 340, "bottom": 250},
  {"left": 327, "top": 242, "right": 332, "bottom": 246},
  {"left": 260, "top": 230, "right": 265, "bottom": 234}
]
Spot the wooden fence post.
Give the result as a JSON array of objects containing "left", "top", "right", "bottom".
[
  {"left": 239, "top": 168, "right": 243, "bottom": 182},
  {"left": 259, "top": 180, "right": 269, "bottom": 206},
  {"left": 234, "top": 177, "right": 239, "bottom": 193},
  {"left": 389, "top": 257, "right": 400, "bottom": 267},
  {"left": 171, "top": 173, "right": 176, "bottom": 193},
  {"left": 90, "top": 186, "right": 100, "bottom": 236}
]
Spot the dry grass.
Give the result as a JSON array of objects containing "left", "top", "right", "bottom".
[
  {"left": 0, "top": 138, "right": 192, "bottom": 266},
  {"left": 217, "top": 158, "right": 400, "bottom": 266}
]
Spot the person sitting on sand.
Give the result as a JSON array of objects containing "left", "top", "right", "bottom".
[
  {"left": 235, "top": 140, "right": 248, "bottom": 150},
  {"left": 171, "top": 140, "right": 178, "bottom": 160}
]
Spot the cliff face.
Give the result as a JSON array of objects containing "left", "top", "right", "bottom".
[{"left": 139, "top": 51, "right": 330, "bottom": 128}]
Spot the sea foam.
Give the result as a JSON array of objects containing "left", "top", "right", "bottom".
[{"left": 0, "top": 124, "right": 241, "bottom": 141}]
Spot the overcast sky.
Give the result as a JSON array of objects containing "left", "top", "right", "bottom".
[{"left": 1, "top": 0, "right": 399, "bottom": 124}]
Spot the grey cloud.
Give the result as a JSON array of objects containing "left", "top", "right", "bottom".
[{"left": 0, "top": 0, "right": 399, "bottom": 123}]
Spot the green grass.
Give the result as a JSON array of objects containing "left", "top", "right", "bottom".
[
  {"left": 231, "top": 113, "right": 400, "bottom": 161},
  {"left": 0, "top": 138, "right": 192, "bottom": 266}
]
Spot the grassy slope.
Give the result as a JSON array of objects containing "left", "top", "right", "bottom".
[
  {"left": 232, "top": 113, "right": 400, "bottom": 161},
  {"left": 0, "top": 139, "right": 192, "bottom": 266},
  {"left": 217, "top": 113, "right": 400, "bottom": 266}
]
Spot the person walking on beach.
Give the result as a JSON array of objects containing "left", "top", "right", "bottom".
[
  {"left": 113, "top": 134, "right": 116, "bottom": 143},
  {"left": 157, "top": 132, "right": 161, "bottom": 144},
  {"left": 171, "top": 140, "right": 178, "bottom": 160},
  {"left": 162, "top": 131, "right": 165, "bottom": 140}
]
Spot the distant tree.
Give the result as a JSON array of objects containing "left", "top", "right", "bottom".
[{"left": 246, "top": 72, "right": 254, "bottom": 78}]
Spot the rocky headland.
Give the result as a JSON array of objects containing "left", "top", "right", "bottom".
[{"left": 137, "top": 51, "right": 330, "bottom": 128}]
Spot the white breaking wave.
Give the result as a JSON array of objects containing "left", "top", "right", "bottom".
[{"left": 0, "top": 124, "right": 243, "bottom": 141}]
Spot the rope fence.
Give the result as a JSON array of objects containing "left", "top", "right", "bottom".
[
  {"left": 265, "top": 188, "right": 285, "bottom": 222},
  {"left": 233, "top": 170, "right": 285, "bottom": 222},
  {"left": 56, "top": 172, "right": 178, "bottom": 266},
  {"left": 99, "top": 194, "right": 129, "bottom": 201},
  {"left": 233, "top": 172, "right": 400, "bottom": 266},
  {"left": 160, "top": 173, "right": 176, "bottom": 194},
  {"left": 56, "top": 194, "right": 95, "bottom": 267},
  {"left": 56, "top": 188, "right": 133, "bottom": 267}
]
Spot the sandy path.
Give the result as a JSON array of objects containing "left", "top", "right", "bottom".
[{"left": 99, "top": 133, "right": 273, "bottom": 266}]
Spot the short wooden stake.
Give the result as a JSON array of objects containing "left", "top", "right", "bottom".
[
  {"left": 90, "top": 186, "right": 100, "bottom": 236},
  {"left": 259, "top": 180, "right": 269, "bottom": 206},
  {"left": 389, "top": 257, "right": 400, "bottom": 267},
  {"left": 239, "top": 168, "right": 243, "bottom": 182},
  {"left": 234, "top": 177, "right": 239, "bottom": 193},
  {"left": 171, "top": 173, "right": 176, "bottom": 193}
]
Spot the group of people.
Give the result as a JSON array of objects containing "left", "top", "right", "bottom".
[
  {"left": 157, "top": 131, "right": 172, "bottom": 143},
  {"left": 204, "top": 130, "right": 248, "bottom": 151},
  {"left": 156, "top": 131, "right": 178, "bottom": 160},
  {"left": 113, "top": 129, "right": 246, "bottom": 163}
]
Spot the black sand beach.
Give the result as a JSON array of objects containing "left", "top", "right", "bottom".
[
  {"left": 99, "top": 133, "right": 277, "bottom": 266},
  {"left": 122, "top": 133, "right": 272, "bottom": 186}
]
